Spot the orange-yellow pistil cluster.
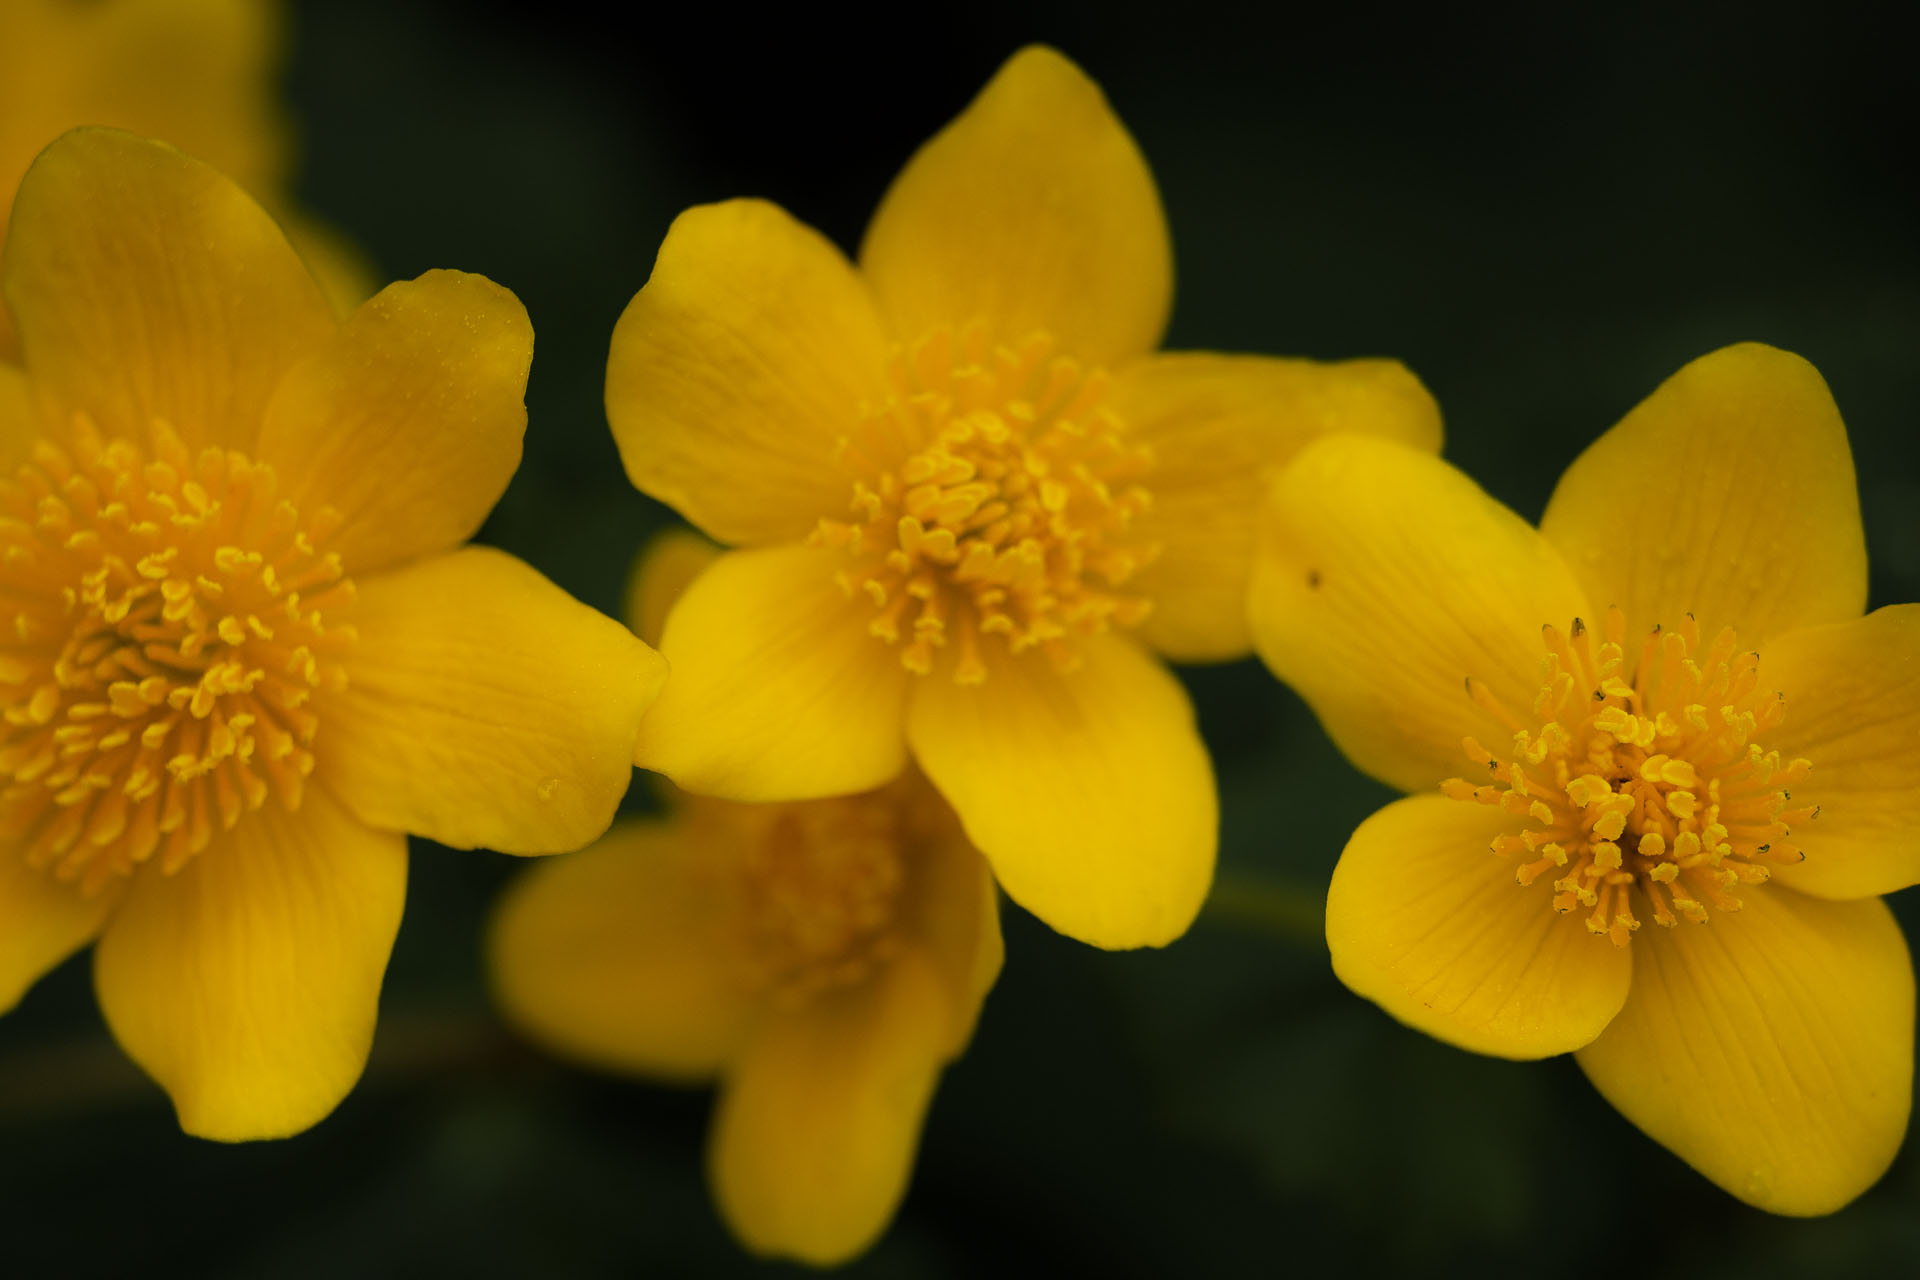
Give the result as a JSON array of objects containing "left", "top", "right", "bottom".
[
  {"left": 0, "top": 417, "right": 353, "bottom": 891},
  {"left": 738, "top": 790, "right": 911, "bottom": 1009},
  {"left": 1444, "top": 608, "right": 1815, "bottom": 946},
  {"left": 812, "top": 324, "right": 1157, "bottom": 683}
]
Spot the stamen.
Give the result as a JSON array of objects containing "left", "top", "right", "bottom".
[
  {"left": 0, "top": 419, "right": 354, "bottom": 892},
  {"left": 812, "top": 324, "right": 1157, "bottom": 682},
  {"left": 1444, "top": 613, "right": 1814, "bottom": 948}
]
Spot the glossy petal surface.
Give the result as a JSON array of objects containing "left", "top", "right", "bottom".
[
  {"left": 1327, "top": 794, "right": 1633, "bottom": 1058},
  {"left": 1762, "top": 605, "right": 1920, "bottom": 900},
  {"left": 2, "top": 128, "right": 332, "bottom": 451},
  {"left": 1577, "top": 890, "right": 1912, "bottom": 1215},
  {"left": 631, "top": 546, "right": 910, "bottom": 802},
  {"left": 860, "top": 46, "right": 1170, "bottom": 366},
  {"left": 606, "top": 199, "right": 890, "bottom": 546},
  {"left": 906, "top": 636, "right": 1214, "bottom": 949},
  {"left": 324, "top": 548, "right": 665, "bottom": 855},
  {"left": 1250, "top": 434, "right": 1591, "bottom": 793},
  {"left": 92, "top": 784, "right": 406, "bottom": 1141},
  {"left": 1540, "top": 343, "right": 1866, "bottom": 648},
  {"left": 1115, "top": 352, "right": 1442, "bottom": 661},
  {"left": 258, "top": 270, "right": 532, "bottom": 576}
]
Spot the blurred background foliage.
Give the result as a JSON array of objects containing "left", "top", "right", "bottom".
[{"left": 4, "top": 1, "right": 1919, "bottom": 1275}]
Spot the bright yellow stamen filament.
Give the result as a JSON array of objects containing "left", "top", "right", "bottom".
[
  {"left": 739, "top": 792, "right": 909, "bottom": 1009},
  {"left": 1442, "top": 608, "right": 1812, "bottom": 948},
  {"left": 811, "top": 324, "right": 1158, "bottom": 684},
  {"left": 0, "top": 416, "right": 355, "bottom": 892}
]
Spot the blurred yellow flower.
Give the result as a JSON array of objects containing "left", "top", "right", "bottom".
[
  {"left": 0, "top": 128, "right": 666, "bottom": 1141},
  {"left": 0, "top": 0, "right": 366, "bottom": 357},
  {"left": 492, "top": 530, "right": 1001, "bottom": 1266},
  {"left": 605, "top": 44, "right": 1442, "bottom": 950},
  {"left": 1248, "top": 342, "right": 1918, "bottom": 1214}
]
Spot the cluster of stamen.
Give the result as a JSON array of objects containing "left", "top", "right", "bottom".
[
  {"left": 1443, "top": 608, "right": 1814, "bottom": 947},
  {"left": 812, "top": 324, "right": 1158, "bottom": 683},
  {"left": 0, "top": 416, "right": 355, "bottom": 891},
  {"left": 737, "top": 790, "right": 912, "bottom": 1008}
]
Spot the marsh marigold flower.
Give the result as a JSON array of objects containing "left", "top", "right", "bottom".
[
  {"left": 1248, "top": 342, "right": 1919, "bottom": 1213},
  {"left": 0, "top": 128, "right": 666, "bottom": 1140},
  {"left": 0, "top": 0, "right": 366, "bottom": 357},
  {"left": 491, "top": 531, "right": 1001, "bottom": 1266},
  {"left": 605, "top": 45, "right": 1441, "bottom": 948}
]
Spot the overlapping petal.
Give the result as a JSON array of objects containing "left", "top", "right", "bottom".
[
  {"left": 623, "top": 527, "right": 723, "bottom": 648},
  {"left": 894, "top": 796, "right": 1004, "bottom": 1052},
  {"left": 1576, "top": 889, "right": 1913, "bottom": 1215},
  {"left": 1, "top": 128, "right": 333, "bottom": 451},
  {"left": 859, "top": 45, "right": 1171, "bottom": 367},
  {"left": 1114, "top": 352, "right": 1443, "bottom": 661},
  {"left": 92, "top": 784, "right": 406, "bottom": 1142},
  {"left": 258, "top": 270, "right": 533, "bottom": 576},
  {"left": 606, "top": 199, "right": 891, "bottom": 547},
  {"left": 710, "top": 949, "right": 954, "bottom": 1266},
  {"left": 632, "top": 546, "right": 910, "bottom": 802},
  {"left": 906, "top": 635, "right": 1213, "bottom": 949},
  {"left": 489, "top": 816, "right": 757, "bottom": 1081},
  {"left": 1539, "top": 343, "right": 1866, "bottom": 648},
  {"left": 0, "top": 854, "right": 117, "bottom": 1014},
  {"left": 1326, "top": 794, "right": 1632, "bottom": 1058},
  {"left": 322, "top": 547, "right": 666, "bottom": 855},
  {"left": 1249, "top": 434, "right": 1593, "bottom": 793},
  {"left": 1759, "top": 605, "right": 1920, "bottom": 900}
]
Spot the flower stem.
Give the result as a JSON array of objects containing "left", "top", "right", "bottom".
[{"left": 1201, "top": 872, "right": 1325, "bottom": 946}]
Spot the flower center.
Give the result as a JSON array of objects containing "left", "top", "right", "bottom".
[
  {"left": 1443, "top": 608, "right": 1814, "bottom": 947},
  {"left": 812, "top": 325, "right": 1158, "bottom": 683},
  {"left": 739, "top": 789, "right": 909, "bottom": 1007},
  {"left": 0, "top": 417, "right": 355, "bottom": 892}
]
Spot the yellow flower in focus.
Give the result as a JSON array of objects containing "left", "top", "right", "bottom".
[
  {"left": 1248, "top": 342, "right": 1919, "bottom": 1214},
  {"left": 0, "top": 0, "right": 367, "bottom": 356},
  {"left": 0, "top": 128, "right": 667, "bottom": 1140},
  {"left": 492, "top": 531, "right": 1002, "bottom": 1267},
  {"left": 605, "top": 45, "right": 1443, "bottom": 950}
]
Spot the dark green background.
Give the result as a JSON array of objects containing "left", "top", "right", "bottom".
[{"left": 5, "top": 1, "right": 1919, "bottom": 1274}]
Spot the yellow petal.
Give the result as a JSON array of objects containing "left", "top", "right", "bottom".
[
  {"left": 0, "top": 0, "right": 288, "bottom": 217},
  {"left": 0, "top": 359, "right": 38, "bottom": 464},
  {"left": 279, "top": 213, "right": 379, "bottom": 321},
  {"left": 1539, "top": 343, "right": 1866, "bottom": 648},
  {"left": 1113, "top": 353, "right": 1443, "bottom": 662},
  {"left": 622, "top": 527, "right": 724, "bottom": 647},
  {"left": 2, "top": 128, "right": 333, "bottom": 452},
  {"left": 0, "top": 853, "right": 118, "bottom": 1015},
  {"left": 322, "top": 547, "right": 667, "bottom": 855},
  {"left": 858, "top": 46, "right": 1171, "bottom": 367},
  {"left": 489, "top": 816, "right": 757, "bottom": 1081},
  {"left": 1576, "top": 889, "right": 1913, "bottom": 1215},
  {"left": 1326, "top": 793, "right": 1632, "bottom": 1058},
  {"left": 892, "top": 778, "right": 1005, "bottom": 1052},
  {"left": 92, "top": 783, "right": 407, "bottom": 1141},
  {"left": 20, "top": 0, "right": 290, "bottom": 190},
  {"left": 257, "top": 270, "right": 533, "bottom": 576},
  {"left": 632, "top": 546, "right": 910, "bottom": 802},
  {"left": 606, "top": 199, "right": 890, "bottom": 546},
  {"left": 905, "top": 635, "right": 1214, "bottom": 950},
  {"left": 1249, "top": 434, "right": 1593, "bottom": 793},
  {"left": 710, "top": 948, "right": 954, "bottom": 1266},
  {"left": 1757, "top": 605, "right": 1920, "bottom": 899}
]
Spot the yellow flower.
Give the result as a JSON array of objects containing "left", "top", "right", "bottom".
[
  {"left": 0, "top": 128, "right": 667, "bottom": 1141},
  {"left": 0, "top": 0, "right": 367, "bottom": 357},
  {"left": 1247, "top": 342, "right": 1918, "bottom": 1214},
  {"left": 604, "top": 45, "right": 1442, "bottom": 949},
  {"left": 491, "top": 530, "right": 1001, "bottom": 1266}
]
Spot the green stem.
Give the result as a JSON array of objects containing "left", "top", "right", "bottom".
[
  {"left": 1201, "top": 872, "right": 1325, "bottom": 946},
  {"left": 0, "top": 1006, "right": 513, "bottom": 1126}
]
